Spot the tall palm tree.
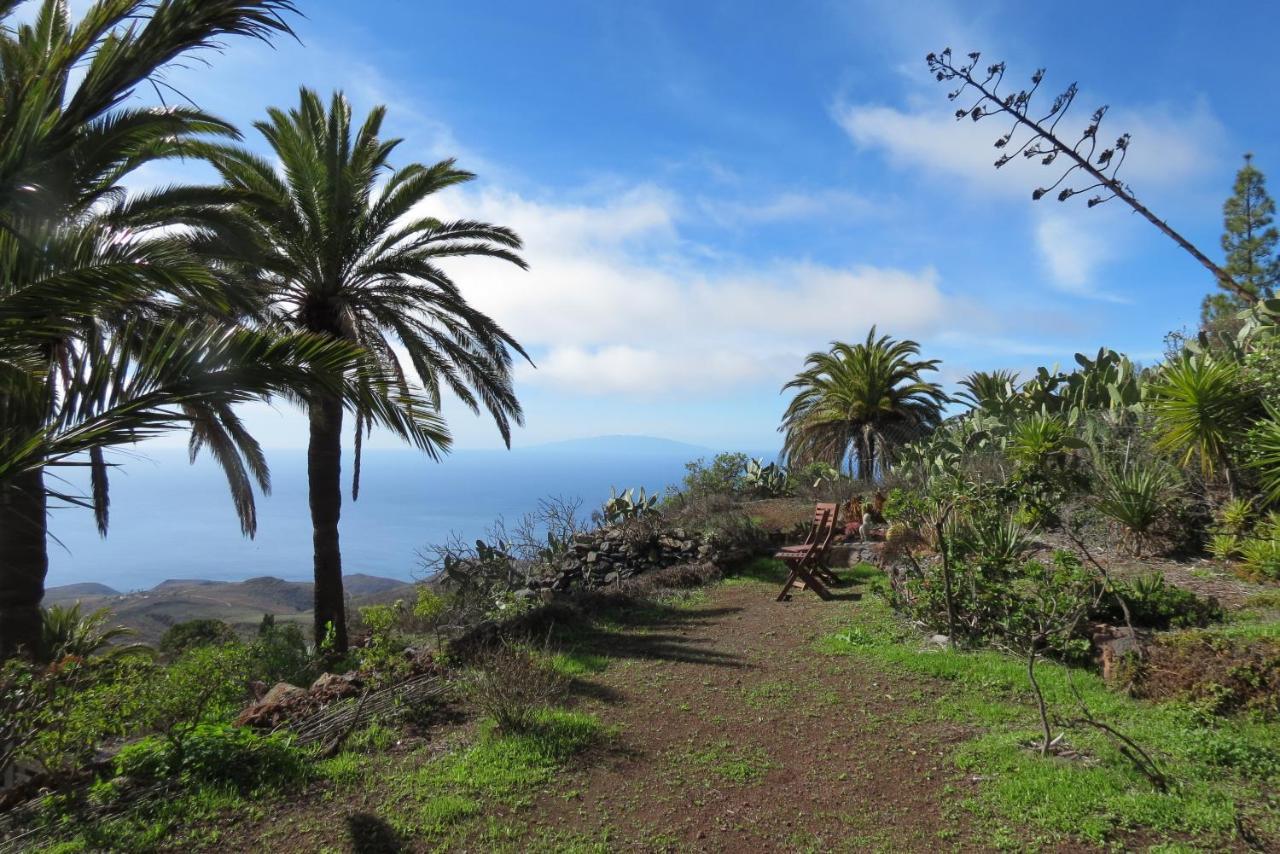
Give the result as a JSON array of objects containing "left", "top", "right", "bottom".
[
  {"left": 780, "top": 328, "right": 947, "bottom": 481},
  {"left": 0, "top": 0, "right": 306, "bottom": 659},
  {"left": 205, "top": 89, "right": 530, "bottom": 652}
]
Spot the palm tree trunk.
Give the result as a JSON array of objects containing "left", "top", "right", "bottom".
[
  {"left": 0, "top": 468, "right": 48, "bottom": 660},
  {"left": 309, "top": 393, "right": 348, "bottom": 654}
]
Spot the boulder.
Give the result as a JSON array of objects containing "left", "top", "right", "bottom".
[
  {"left": 309, "top": 672, "right": 362, "bottom": 704},
  {"left": 236, "top": 681, "right": 312, "bottom": 728}
]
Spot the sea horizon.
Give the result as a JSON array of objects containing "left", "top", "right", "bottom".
[{"left": 46, "top": 438, "right": 777, "bottom": 593}]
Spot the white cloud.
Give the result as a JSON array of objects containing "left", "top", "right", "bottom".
[
  {"left": 834, "top": 95, "right": 1224, "bottom": 199},
  {"left": 420, "top": 185, "right": 961, "bottom": 395},
  {"left": 1034, "top": 213, "right": 1128, "bottom": 301},
  {"left": 696, "top": 189, "right": 875, "bottom": 227}
]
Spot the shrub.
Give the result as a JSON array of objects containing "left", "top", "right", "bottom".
[
  {"left": 141, "top": 643, "right": 254, "bottom": 752},
  {"left": 250, "top": 616, "right": 313, "bottom": 686},
  {"left": 1093, "top": 574, "right": 1223, "bottom": 629},
  {"left": 159, "top": 619, "right": 237, "bottom": 657},
  {"left": 680, "top": 452, "right": 749, "bottom": 498},
  {"left": 3, "top": 656, "right": 155, "bottom": 778},
  {"left": 1239, "top": 536, "right": 1280, "bottom": 579},
  {"left": 1094, "top": 461, "right": 1176, "bottom": 556},
  {"left": 115, "top": 724, "right": 306, "bottom": 791},
  {"left": 466, "top": 642, "right": 568, "bottom": 734}
]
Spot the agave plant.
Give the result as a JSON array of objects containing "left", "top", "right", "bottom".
[
  {"left": 1208, "top": 533, "right": 1242, "bottom": 562},
  {"left": 950, "top": 511, "right": 1031, "bottom": 569},
  {"left": 1094, "top": 460, "right": 1177, "bottom": 556},
  {"left": 1239, "top": 536, "right": 1280, "bottom": 580}
]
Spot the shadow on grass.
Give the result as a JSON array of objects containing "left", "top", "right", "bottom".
[
  {"left": 347, "top": 812, "right": 403, "bottom": 853},
  {"left": 551, "top": 601, "right": 750, "bottom": 671}
]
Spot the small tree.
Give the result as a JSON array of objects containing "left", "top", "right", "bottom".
[
  {"left": 994, "top": 551, "right": 1096, "bottom": 756},
  {"left": 1203, "top": 154, "right": 1280, "bottom": 333}
]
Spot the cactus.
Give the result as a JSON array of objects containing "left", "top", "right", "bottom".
[
  {"left": 602, "top": 486, "right": 660, "bottom": 524},
  {"left": 744, "top": 457, "right": 789, "bottom": 497}
]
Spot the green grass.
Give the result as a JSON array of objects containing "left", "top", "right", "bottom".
[
  {"left": 818, "top": 572, "right": 1280, "bottom": 847},
  {"left": 547, "top": 649, "right": 611, "bottom": 678},
  {"left": 380, "top": 708, "right": 608, "bottom": 842},
  {"left": 33, "top": 783, "right": 263, "bottom": 853},
  {"left": 724, "top": 556, "right": 788, "bottom": 585},
  {"left": 742, "top": 680, "right": 798, "bottom": 709},
  {"left": 677, "top": 739, "right": 775, "bottom": 785}
]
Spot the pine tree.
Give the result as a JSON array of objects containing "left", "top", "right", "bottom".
[{"left": 1202, "top": 154, "right": 1280, "bottom": 329}]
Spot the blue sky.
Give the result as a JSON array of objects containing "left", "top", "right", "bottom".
[{"left": 73, "top": 0, "right": 1280, "bottom": 450}]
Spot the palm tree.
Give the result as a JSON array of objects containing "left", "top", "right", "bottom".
[
  {"left": 1149, "top": 355, "right": 1257, "bottom": 496},
  {"left": 780, "top": 328, "right": 947, "bottom": 481},
  {"left": 205, "top": 89, "right": 530, "bottom": 652},
  {"left": 956, "top": 369, "right": 1022, "bottom": 416},
  {"left": 0, "top": 0, "right": 307, "bottom": 659}
]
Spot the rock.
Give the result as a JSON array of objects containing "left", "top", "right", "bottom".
[
  {"left": 603, "top": 571, "right": 620, "bottom": 585},
  {"left": 1090, "top": 624, "right": 1144, "bottom": 683},
  {"left": 586, "top": 551, "right": 599, "bottom": 564},
  {"left": 309, "top": 672, "right": 361, "bottom": 703},
  {"left": 927, "top": 634, "right": 950, "bottom": 648},
  {"left": 513, "top": 587, "right": 537, "bottom": 600},
  {"left": 236, "top": 682, "right": 312, "bottom": 728}
]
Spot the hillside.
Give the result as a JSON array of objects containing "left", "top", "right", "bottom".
[{"left": 41, "top": 573, "right": 415, "bottom": 644}]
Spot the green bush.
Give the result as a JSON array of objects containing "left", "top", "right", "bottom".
[
  {"left": 159, "top": 619, "right": 237, "bottom": 657},
  {"left": 4, "top": 656, "right": 155, "bottom": 777},
  {"left": 1093, "top": 573, "right": 1224, "bottom": 630},
  {"left": 115, "top": 724, "right": 307, "bottom": 791},
  {"left": 680, "top": 452, "right": 749, "bottom": 497},
  {"left": 1239, "top": 536, "right": 1280, "bottom": 579},
  {"left": 250, "top": 616, "right": 313, "bottom": 686},
  {"left": 142, "top": 643, "right": 254, "bottom": 744}
]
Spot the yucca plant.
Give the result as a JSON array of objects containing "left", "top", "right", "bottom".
[
  {"left": 1208, "top": 533, "right": 1242, "bottom": 562},
  {"left": 1246, "top": 404, "right": 1280, "bottom": 508},
  {"left": 1149, "top": 356, "right": 1256, "bottom": 495},
  {"left": 1095, "top": 460, "right": 1176, "bottom": 556},
  {"left": 1007, "top": 413, "right": 1083, "bottom": 471},
  {"left": 1239, "top": 537, "right": 1280, "bottom": 580}
]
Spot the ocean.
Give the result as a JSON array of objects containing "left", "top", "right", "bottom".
[{"left": 45, "top": 439, "right": 769, "bottom": 592}]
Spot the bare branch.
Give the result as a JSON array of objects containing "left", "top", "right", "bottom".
[{"left": 926, "top": 48, "right": 1252, "bottom": 302}]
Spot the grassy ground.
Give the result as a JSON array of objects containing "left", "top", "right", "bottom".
[{"left": 24, "top": 559, "right": 1280, "bottom": 852}]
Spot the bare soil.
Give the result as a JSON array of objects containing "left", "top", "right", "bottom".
[{"left": 203, "top": 575, "right": 1004, "bottom": 853}]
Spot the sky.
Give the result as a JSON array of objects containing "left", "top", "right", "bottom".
[{"left": 54, "top": 0, "right": 1280, "bottom": 451}]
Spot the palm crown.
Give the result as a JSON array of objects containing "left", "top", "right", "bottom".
[
  {"left": 780, "top": 327, "right": 947, "bottom": 481},
  {"left": 201, "top": 88, "right": 530, "bottom": 651}
]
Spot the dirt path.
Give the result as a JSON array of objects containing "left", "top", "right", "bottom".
[{"left": 505, "top": 577, "right": 984, "bottom": 852}]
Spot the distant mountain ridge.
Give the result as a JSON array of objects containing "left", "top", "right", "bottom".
[
  {"left": 524, "top": 434, "right": 713, "bottom": 455},
  {"left": 42, "top": 573, "right": 415, "bottom": 644}
]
